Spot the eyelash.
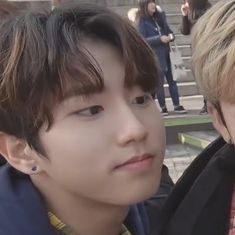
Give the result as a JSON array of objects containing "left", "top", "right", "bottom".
[
  {"left": 132, "top": 94, "right": 153, "bottom": 106},
  {"left": 73, "top": 94, "right": 153, "bottom": 117},
  {"left": 74, "top": 105, "right": 104, "bottom": 117}
]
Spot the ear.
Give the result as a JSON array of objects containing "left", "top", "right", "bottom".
[
  {"left": 207, "top": 101, "right": 231, "bottom": 143},
  {"left": 0, "top": 133, "right": 42, "bottom": 175}
]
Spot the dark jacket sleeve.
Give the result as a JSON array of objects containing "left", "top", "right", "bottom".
[
  {"left": 162, "top": 11, "right": 173, "bottom": 36},
  {"left": 144, "top": 164, "right": 174, "bottom": 235},
  {"left": 181, "top": 15, "right": 192, "bottom": 35},
  {"left": 138, "top": 19, "right": 163, "bottom": 47}
]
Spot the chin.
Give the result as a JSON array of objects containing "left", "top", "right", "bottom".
[{"left": 117, "top": 178, "right": 161, "bottom": 206}]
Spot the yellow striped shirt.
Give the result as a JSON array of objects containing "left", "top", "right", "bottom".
[{"left": 49, "top": 212, "right": 132, "bottom": 235}]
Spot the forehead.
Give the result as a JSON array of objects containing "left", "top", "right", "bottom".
[
  {"left": 61, "top": 39, "right": 126, "bottom": 99},
  {"left": 82, "top": 39, "right": 124, "bottom": 71},
  {"left": 83, "top": 39, "right": 125, "bottom": 88}
]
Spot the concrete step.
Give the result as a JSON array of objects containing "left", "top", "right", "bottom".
[
  {"left": 178, "top": 130, "right": 219, "bottom": 149},
  {"left": 163, "top": 110, "right": 212, "bottom": 127},
  {"left": 174, "top": 34, "right": 191, "bottom": 45},
  {"left": 105, "top": 0, "right": 138, "bottom": 6},
  {"left": 164, "top": 94, "right": 204, "bottom": 111},
  {"left": 164, "top": 81, "right": 199, "bottom": 97},
  {"left": 110, "top": 5, "right": 136, "bottom": 15},
  {"left": 170, "top": 24, "right": 182, "bottom": 34},
  {"left": 159, "top": 0, "right": 218, "bottom": 4},
  {"left": 182, "top": 56, "right": 191, "bottom": 69},
  {"left": 158, "top": 95, "right": 214, "bottom": 147},
  {"left": 166, "top": 13, "right": 182, "bottom": 25},
  {"left": 163, "top": 110, "right": 214, "bottom": 145},
  {"left": 172, "top": 45, "right": 191, "bottom": 57},
  {"left": 163, "top": 69, "right": 194, "bottom": 83}
]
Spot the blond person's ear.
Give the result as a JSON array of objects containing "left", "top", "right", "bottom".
[
  {"left": 0, "top": 133, "right": 42, "bottom": 175},
  {"left": 207, "top": 101, "right": 231, "bottom": 143}
]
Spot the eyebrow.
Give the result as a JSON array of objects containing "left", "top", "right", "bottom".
[{"left": 62, "top": 83, "right": 105, "bottom": 100}]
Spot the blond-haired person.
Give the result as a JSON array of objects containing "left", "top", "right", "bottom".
[{"left": 154, "top": 1, "right": 235, "bottom": 235}]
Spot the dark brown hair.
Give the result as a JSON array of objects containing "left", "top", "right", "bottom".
[
  {"left": 138, "top": 0, "right": 156, "bottom": 18},
  {"left": 0, "top": 4, "right": 159, "bottom": 153},
  {"left": 188, "top": 0, "right": 211, "bottom": 22},
  {"left": 0, "top": 1, "right": 18, "bottom": 18}
]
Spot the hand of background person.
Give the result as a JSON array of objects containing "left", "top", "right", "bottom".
[
  {"left": 168, "top": 33, "right": 174, "bottom": 41},
  {"left": 161, "top": 35, "right": 171, "bottom": 43},
  {"left": 181, "top": 2, "right": 189, "bottom": 16}
]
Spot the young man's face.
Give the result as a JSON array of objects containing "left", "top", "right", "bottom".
[{"left": 34, "top": 40, "right": 165, "bottom": 205}]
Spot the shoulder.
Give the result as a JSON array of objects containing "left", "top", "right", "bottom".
[{"left": 138, "top": 17, "right": 149, "bottom": 28}]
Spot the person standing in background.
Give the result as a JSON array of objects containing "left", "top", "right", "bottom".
[
  {"left": 181, "top": 0, "right": 211, "bottom": 115},
  {"left": 137, "top": 0, "right": 187, "bottom": 116}
]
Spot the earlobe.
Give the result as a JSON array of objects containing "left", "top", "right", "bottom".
[
  {"left": 0, "top": 133, "right": 40, "bottom": 174},
  {"left": 207, "top": 102, "right": 231, "bottom": 143}
]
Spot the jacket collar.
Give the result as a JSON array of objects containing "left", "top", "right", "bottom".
[{"left": 0, "top": 164, "right": 149, "bottom": 235}]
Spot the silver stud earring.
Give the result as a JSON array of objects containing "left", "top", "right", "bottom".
[{"left": 31, "top": 166, "right": 37, "bottom": 172}]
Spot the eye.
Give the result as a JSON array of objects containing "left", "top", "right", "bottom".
[
  {"left": 74, "top": 105, "right": 104, "bottom": 117},
  {"left": 132, "top": 94, "right": 153, "bottom": 106}
]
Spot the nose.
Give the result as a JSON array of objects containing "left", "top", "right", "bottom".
[{"left": 117, "top": 107, "right": 148, "bottom": 146}]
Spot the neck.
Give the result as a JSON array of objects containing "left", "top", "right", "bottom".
[{"left": 31, "top": 175, "right": 129, "bottom": 235}]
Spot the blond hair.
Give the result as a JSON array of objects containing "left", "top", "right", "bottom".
[{"left": 191, "top": 0, "right": 235, "bottom": 103}]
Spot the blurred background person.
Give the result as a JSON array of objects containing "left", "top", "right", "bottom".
[
  {"left": 137, "top": 0, "right": 187, "bottom": 116},
  {"left": 181, "top": 0, "right": 211, "bottom": 115}
]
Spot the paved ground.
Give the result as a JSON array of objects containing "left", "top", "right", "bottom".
[
  {"left": 161, "top": 95, "right": 211, "bottom": 182},
  {"left": 159, "top": 95, "right": 205, "bottom": 113},
  {"left": 164, "top": 95, "right": 211, "bottom": 182},
  {"left": 164, "top": 157, "right": 196, "bottom": 183},
  {"left": 164, "top": 144, "right": 200, "bottom": 182}
]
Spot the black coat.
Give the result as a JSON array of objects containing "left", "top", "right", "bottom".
[{"left": 155, "top": 137, "right": 235, "bottom": 235}]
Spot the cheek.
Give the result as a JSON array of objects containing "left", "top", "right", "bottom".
[
  {"left": 38, "top": 129, "right": 107, "bottom": 187},
  {"left": 142, "top": 106, "right": 166, "bottom": 149},
  {"left": 148, "top": 3, "right": 155, "bottom": 11},
  {"left": 148, "top": 105, "right": 165, "bottom": 132},
  {"left": 39, "top": 123, "right": 109, "bottom": 174}
]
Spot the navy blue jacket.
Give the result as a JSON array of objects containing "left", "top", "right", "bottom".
[
  {"left": 138, "top": 11, "right": 173, "bottom": 73},
  {"left": 0, "top": 164, "right": 150, "bottom": 235}
]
